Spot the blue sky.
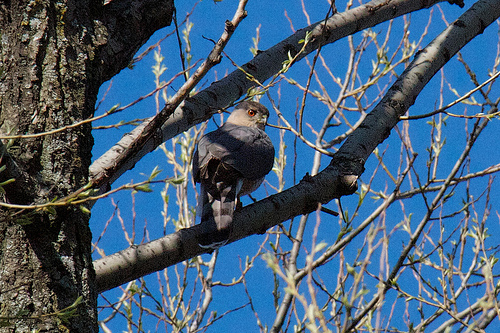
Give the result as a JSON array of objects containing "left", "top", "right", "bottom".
[{"left": 91, "top": 1, "right": 500, "bottom": 331}]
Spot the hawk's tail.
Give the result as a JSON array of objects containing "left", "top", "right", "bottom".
[{"left": 198, "top": 184, "right": 237, "bottom": 249}]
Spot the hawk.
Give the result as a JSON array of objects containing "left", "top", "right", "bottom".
[{"left": 193, "top": 101, "right": 275, "bottom": 249}]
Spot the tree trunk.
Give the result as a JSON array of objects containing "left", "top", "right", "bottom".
[
  {"left": 0, "top": 1, "right": 99, "bottom": 331},
  {"left": 0, "top": 0, "right": 173, "bottom": 331}
]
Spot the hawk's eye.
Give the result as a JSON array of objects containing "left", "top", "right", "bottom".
[{"left": 247, "top": 109, "right": 256, "bottom": 117}]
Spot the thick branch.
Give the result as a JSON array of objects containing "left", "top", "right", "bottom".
[
  {"left": 89, "top": 0, "right": 450, "bottom": 191},
  {"left": 94, "top": 159, "right": 360, "bottom": 292},
  {"left": 95, "top": 0, "right": 175, "bottom": 83}
]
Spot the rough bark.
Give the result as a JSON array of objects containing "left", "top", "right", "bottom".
[{"left": 0, "top": 0, "right": 173, "bottom": 331}]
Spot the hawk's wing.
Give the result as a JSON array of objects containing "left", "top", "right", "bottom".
[{"left": 193, "top": 123, "right": 275, "bottom": 248}]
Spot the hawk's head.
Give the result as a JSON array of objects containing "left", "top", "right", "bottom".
[{"left": 226, "top": 101, "right": 269, "bottom": 130}]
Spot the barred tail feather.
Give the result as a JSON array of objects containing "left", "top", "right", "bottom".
[{"left": 198, "top": 184, "right": 236, "bottom": 249}]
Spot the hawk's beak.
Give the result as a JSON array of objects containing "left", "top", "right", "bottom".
[{"left": 258, "top": 114, "right": 268, "bottom": 124}]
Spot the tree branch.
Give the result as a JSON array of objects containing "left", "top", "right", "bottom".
[{"left": 94, "top": 0, "right": 175, "bottom": 83}]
